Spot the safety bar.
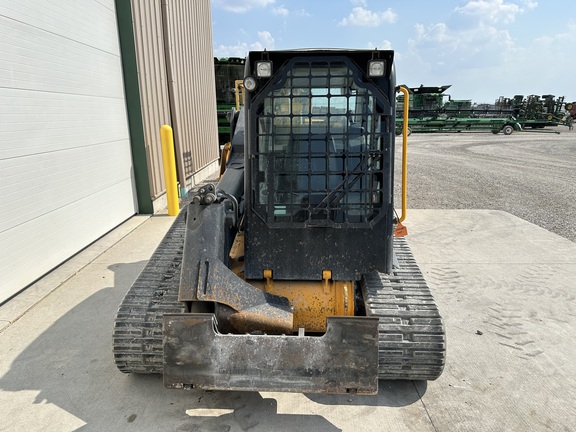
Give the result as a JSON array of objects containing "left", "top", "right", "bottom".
[
  {"left": 396, "top": 86, "right": 409, "bottom": 223},
  {"left": 235, "top": 80, "right": 245, "bottom": 111}
]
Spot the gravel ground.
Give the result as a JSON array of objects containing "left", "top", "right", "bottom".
[{"left": 394, "top": 126, "right": 576, "bottom": 242}]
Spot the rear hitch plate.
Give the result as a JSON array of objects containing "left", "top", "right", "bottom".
[{"left": 163, "top": 313, "right": 379, "bottom": 394}]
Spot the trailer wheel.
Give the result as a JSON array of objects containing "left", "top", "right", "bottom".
[
  {"left": 566, "top": 103, "right": 573, "bottom": 110},
  {"left": 395, "top": 126, "right": 411, "bottom": 136},
  {"left": 502, "top": 125, "right": 514, "bottom": 135}
]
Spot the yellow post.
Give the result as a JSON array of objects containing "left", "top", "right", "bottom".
[{"left": 160, "top": 125, "right": 180, "bottom": 216}]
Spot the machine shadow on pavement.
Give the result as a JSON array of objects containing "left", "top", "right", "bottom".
[
  {"left": 169, "top": 390, "right": 342, "bottom": 432},
  {"left": 306, "top": 380, "right": 427, "bottom": 407},
  {"left": 0, "top": 262, "right": 147, "bottom": 430},
  {"left": 0, "top": 261, "right": 409, "bottom": 431}
]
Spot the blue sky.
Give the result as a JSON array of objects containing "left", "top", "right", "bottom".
[{"left": 211, "top": 0, "right": 575, "bottom": 103}]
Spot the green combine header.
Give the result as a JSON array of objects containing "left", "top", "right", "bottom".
[{"left": 396, "top": 85, "right": 520, "bottom": 135}]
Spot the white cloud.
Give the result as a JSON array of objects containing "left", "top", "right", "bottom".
[
  {"left": 254, "top": 31, "right": 275, "bottom": 50},
  {"left": 339, "top": 7, "right": 398, "bottom": 27},
  {"left": 213, "top": 0, "right": 275, "bottom": 14},
  {"left": 455, "top": 0, "right": 534, "bottom": 24},
  {"left": 258, "top": 4, "right": 310, "bottom": 17},
  {"left": 396, "top": 3, "right": 576, "bottom": 103},
  {"left": 510, "top": 20, "right": 575, "bottom": 97},
  {"left": 534, "top": 21, "right": 575, "bottom": 46},
  {"left": 521, "top": 0, "right": 538, "bottom": 9},
  {"left": 404, "top": 2, "right": 535, "bottom": 74},
  {"left": 367, "top": 40, "right": 393, "bottom": 50},
  {"left": 271, "top": 5, "right": 289, "bottom": 16},
  {"left": 405, "top": 20, "right": 517, "bottom": 79},
  {"left": 214, "top": 31, "right": 275, "bottom": 57},
  {"left": 214, "top": 42, "right": 249, "bottom": 58},
  {"left": 294, "top": 9, "right": 311, "bottom": 17}
]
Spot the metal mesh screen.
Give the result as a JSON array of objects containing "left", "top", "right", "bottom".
[{"left": 251, "top": 59, "right": 389, "bottom": 228}]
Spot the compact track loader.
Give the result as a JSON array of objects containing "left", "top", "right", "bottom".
[{"left": 113, "top": 49, "right": 446, "bottom": 395}]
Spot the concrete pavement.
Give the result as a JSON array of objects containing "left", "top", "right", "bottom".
[{"left": 0, "top": 210, "right": 575, "bottom": 431}]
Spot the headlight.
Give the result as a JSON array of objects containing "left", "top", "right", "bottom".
[
  {"left": 244, "top": 76, "right": 257, "bottom": 91},
  {"left": 255, "top": 61, "right": 272, "bottom": 78},
  {"left": 368, "top": 60, "right": 386, "bottom": 77}
]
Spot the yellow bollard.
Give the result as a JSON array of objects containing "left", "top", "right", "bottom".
[{"left": 160, "top": 125, "right": 180, "bottom": 216}]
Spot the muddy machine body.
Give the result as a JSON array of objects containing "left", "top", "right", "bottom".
[{"left": 113, "top": 50, "right": 445, "bottom": 395}]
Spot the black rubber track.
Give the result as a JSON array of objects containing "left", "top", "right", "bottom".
[
  {"left": 113, "top": 209, "right": 187, "bottom": 374},
  {"left": 361, "top": 237, "right": 446, "bottom": 380},
  {"left": 114, "top": 211, "right": 445, "bottom": 380}
]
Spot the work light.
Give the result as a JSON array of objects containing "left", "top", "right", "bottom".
[
  {"left": 368, "top": 60, "right": 385, "bottom": 77},
  {"left": 244, "top": 76, "right": 257, "bottom": 91},
  {"left": 255, "top": 61, "right": 273, "bottom": 78}
]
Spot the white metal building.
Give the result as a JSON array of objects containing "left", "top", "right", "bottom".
[{"left": 0, "top": 0, "right": 219, "bottom": 303}]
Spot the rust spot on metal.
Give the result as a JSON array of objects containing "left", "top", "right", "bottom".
[
  {"left": 249, "top": 278, "right": 354, "bottom": 333},
  {"left": 229, "top": 232, "right": 244, "bottom": 260}
]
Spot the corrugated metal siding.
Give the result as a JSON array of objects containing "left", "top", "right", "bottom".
[
  {"left": 130, "top": 0, "right": 171, "bottom": 198},
  {"left": 0, "top": 0, "right": 136, "bottom": 303},
  {"left": 131, "top": 0, "right": 219, "bottom": 198},
  {"left": 166, "top": 0, "right": 219, "bottom": 177}
]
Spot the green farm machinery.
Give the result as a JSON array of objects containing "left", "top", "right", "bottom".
[
  {"left": 396, "top": 85, "right": 520, "bottom": 135},
  {"left": 214, "top": 57, "right": 245, "bottom": 147},
  {"left": 495, "top": 94, "right": 566, "bottom": 129}
]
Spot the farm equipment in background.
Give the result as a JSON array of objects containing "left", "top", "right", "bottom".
[
  {"left": 566, "top": 101, "right": 576, "bottom": 119},
  {"left": 214, "top": 57, "right": 245, "bottom": 147},
  {"left": 396, "top": 85, "right": 573, "bottom": 134},
  {"left": 396, "top": 85, "right": 521, "bottom": 135},
  {"left": 565, "top": 101, "right": 575, "bottom": 130},
  {"left": 407, "top": 85, "right": 452, "bottom": 114},
  {"left": 495, "top": 94, "right": 566, "bottom": 129},
  {"left": 113, "top": 49, "right": 446, "bottom": 395}
]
